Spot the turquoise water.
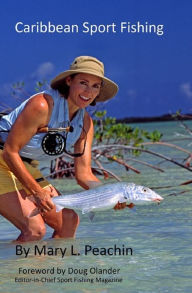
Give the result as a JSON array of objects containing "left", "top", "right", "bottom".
[{"left": 0, "top": 121, "right": 192, "bottom": 293}]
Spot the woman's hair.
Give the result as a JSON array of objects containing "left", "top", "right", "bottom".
[
  {"left": 51, "top": 74, "right": 75, "bottom": 99},
  {"left": 51, "top": 73, "right": 97, "bottom": 106}
]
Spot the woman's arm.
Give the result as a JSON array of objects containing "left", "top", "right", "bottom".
[
  {"left": 74, "top": 112, "right": 130, "bottom": 210},
  {"left": 2, "top": 93, "right": 55, "bottom": 212},
  {"left": 74, "top": 112, "right": 100, "bottom": 190}
]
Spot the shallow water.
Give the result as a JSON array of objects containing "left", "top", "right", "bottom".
[{"left": 0, "top": 121, "right": 192, "bottom": 293}]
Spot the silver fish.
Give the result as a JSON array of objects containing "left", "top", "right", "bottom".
[{"left": 52, "top": 182, "right": 163, "bottom": 220}]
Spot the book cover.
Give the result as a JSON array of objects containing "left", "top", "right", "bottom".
[{"left": 0, "top": 1, "right": 191, "bottom": 292}]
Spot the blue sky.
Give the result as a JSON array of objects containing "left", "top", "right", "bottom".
[{"left": 0, "top": 0, "right": 192, "bottom": 118}]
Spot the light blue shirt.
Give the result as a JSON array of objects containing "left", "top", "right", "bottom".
[{"left": 0, "top": 88, "right": 85, "bottom": 161}]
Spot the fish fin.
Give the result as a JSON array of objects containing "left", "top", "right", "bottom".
[
  {"left": 88, "top": 211, "right": 95, "bottom": 222},
  {"left": 27, "top": 208, "right": 40, "bottom": 218},
  {"left": 87, "top": 181, "right": 102, "bottom": 189}
]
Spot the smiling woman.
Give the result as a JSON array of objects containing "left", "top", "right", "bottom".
[
  {"left": 0, "top": 55, "right": 120, "bottom": 242},
  {"left": 65, "top": 73, "right": 102, "bottom": 111}
]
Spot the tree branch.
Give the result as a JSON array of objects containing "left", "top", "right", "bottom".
[
  {"left": 92, "top": 144, "right": 192, "bottom": 172},
  {"left": 125, "top": 157, "right": 164, "bottom": 172},
  {"left": 45, "top": 166, "right": 122, "bottom": 182},
  {"left": 95, "top": 150, "right": 140, "bottom": 174},
  {"left": 139, "top": 141, "right": 192, "bottom": 155}
]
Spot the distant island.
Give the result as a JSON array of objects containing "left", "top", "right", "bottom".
[
  {"left": 116, "top": 113, "right": 192, "bottom": 124},
  {"left": 1, "top": 110, "right": 192, "bottom": 124}
]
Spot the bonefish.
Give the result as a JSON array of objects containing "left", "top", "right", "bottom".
[{"left": 51, "top": 182, "right": 163, "bottom": 220}]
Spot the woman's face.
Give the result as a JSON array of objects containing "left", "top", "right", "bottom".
[{"left": 66, "top": 73, "right": 102, "bottom": 109}]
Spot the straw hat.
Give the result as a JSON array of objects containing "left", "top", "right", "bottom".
[{"left": 50, "top": 56, "right": 118, "bottom": 102}]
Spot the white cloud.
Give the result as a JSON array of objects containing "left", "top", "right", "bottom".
[
  {"left": 0, "top": 62, "right": 55, "bottom": 106},
  {"left": 180, "top": 82, "right": 192, "bottom": 99},
  {"left": 32, "top": 62, "right": 55, "bottom": 79}
]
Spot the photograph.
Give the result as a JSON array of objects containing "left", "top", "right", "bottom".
[{"left": 0, "top": 0, "right": 191, "bottom": 292}]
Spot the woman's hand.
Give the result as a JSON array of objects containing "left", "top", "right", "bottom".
[{"left": 32, "top": 188, "right": 55, "bottom": 213}]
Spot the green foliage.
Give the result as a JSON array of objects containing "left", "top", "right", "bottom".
[
  {"left": 12, "top": 81, "right": 25, "bottom": 88},
  {"left": 93, "top": 110, "right": 163, "bottom": 158},
  {"left": 171, "top": 109, "right": 182, "bottom": 119},
  {"left": 143, "top": 130, "right": 163, "bottom": 142},
  {"left": 35, "top": 80, "right": 47, "bottom": 92},
  {"left": 94, "top": 110, "right": 107, "bottom": 119},
  {"left": 12, "top": 81, "right": 25, "bottom": 96},
  {"left": 10, "top": 80, "right": 48, "bottom": 97}
]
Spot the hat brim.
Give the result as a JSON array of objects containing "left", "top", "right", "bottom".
[{"left": 50, "top": 69, "right": 118, "bottom": 102}]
